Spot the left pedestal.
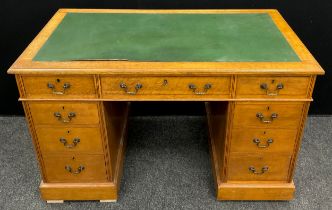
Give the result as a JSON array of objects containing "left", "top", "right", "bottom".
[{"left": 18, "top": 75, "right": 129, "bottom": 202}]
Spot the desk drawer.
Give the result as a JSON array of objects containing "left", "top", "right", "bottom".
[
  {"left": 43, "top": 155, "right": 107, "bottom": 183},
  {"left": 230, "top": 128, "right": 297, "bottom": 154},
  {"left": 36, "top": 127, "right": 104, "bottom": 154},
  {"left": 22, "top": 76, "right": 97, "bottom": 99},
  {"left": 28, "top": 102, "right": 100, "bottom": 125},
  {"left": 101, "top": 76, "right": 231, "bottom": 97},
  {"left": 236, "top": 76, "right": 310, "bottom": 99},
  {"left": 227, "top": 155, "right": 291, "bottom": 181},
  {"left": 232, "top": 102, "right": 304, "bottom": 129}
]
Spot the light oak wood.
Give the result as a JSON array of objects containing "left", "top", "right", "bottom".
[
  {"left": 217, "top": 182, "right": 295, "bottom": 200},
  {"left": 206, "top": 102, "right": 228, "bottom": 184},
  {"left": 101, "top": 76, "right": 231, "bottom": 98},
  {"left": 232, "top": 102, "right": 304, "bottom": 129},
  {"left": 35, "top": 127, "right": 104, "bottom": 154},
  {"left": 236, "top": 76, "right": 310, "bottom": 99},
  {"left": 230, "top": 128, "right": 297, "bottom": 154},
  {"left": 22, "top": 75, "right": 97, "bottom": 99},
  {"left": 28, "top": 101, "right": 100, "bottom": 125},
  {"left": 288, "top": 101, "right": 311, "bottom": 182},
  {"left": 43, "top": 154, "right": 107, "bottom": 183},
  {"left": 207, "top": 112, "right": 295, "bottom": 200},
  {"left": 227, "top": 154, "right": 291, "bottom": 181},
  {"left": 39, "top": 102, "right": 129, "bottom": 201},
  {"left": 21, "top": 101, "right": 47, "bottom": 181},
  {"left": 18, "top": 97, "right": 314, "bottom": 102},
  {"left": 8, "top": 9, "right": 324, "bottom": 202},
  {"left": 40, "top": 181, "right": 117, "bottom": 201},
  {"left": 101, "top": 102, "right": 129, "bottom": 180}
]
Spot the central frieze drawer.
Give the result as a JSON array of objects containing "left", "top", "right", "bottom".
[
  {"left": 28, "top": 102, "right": 100, "bottom": 125},
  {"left": 100, "top": 76, "right": 231, "bottom": 97}
]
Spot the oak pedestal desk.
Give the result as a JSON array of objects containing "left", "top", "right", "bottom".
[{"left": 8, "top": 9, "right": 324, "bottom": 202}]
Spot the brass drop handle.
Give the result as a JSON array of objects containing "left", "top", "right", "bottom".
[
  {"left": 120, "top": 82, "right": 143, "bottom": 95},
  {"left": 65, "top": 165, "right": 85, "bottom": 174},
  {"left": 188, "top": 83, "right": 212, "bottom": 95},
  {"left": 260, "top": 83, "right": 284, "bottom": 96},
  {"left": 54, "top": 112, "right": 76, "bottom": 123},
  {"left": 47, "top": 82, "right": 70, "bottom": 95},
  {"left": 256, "top": 112, "right": 278, "bottom": 123},
  {"left": 253, "top": 138, "right": 273, "bottom": 148},
  {"left": 59, "top": 137, "right": 80, "bottom": 148},
  {"left": 248, "top": 166, "right": 269, "bottom": 175}
]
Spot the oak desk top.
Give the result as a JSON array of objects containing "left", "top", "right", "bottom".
[
  {"left": 7, "top": 9, "right": 325, "bottom": 202},
  {"left": 8, "top": 9, "right": 324, "bottom": 75}
]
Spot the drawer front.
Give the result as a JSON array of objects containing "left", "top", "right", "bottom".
[
  {"left": 22, "top": 76, "right": 97, "bottom": 99},
  {"left": 36, "top": 127, "right": 104, "bottom": 154},
  {"left": 101, "top": 76, "right": 231, "bottom": 97},
  {"left": 236, "top": 76, "right": 310, "bottom": 98},
  {"left": 227, "top": 155, "right": 291, "bottom": 181},
  {"left": 233, "top": 102, "right": 304, "bottom": 129},
  {"left": 43, "top": 155, "right": 107, "bottom": 183},
  {"left": 230, "top": 128, "right": 297, "bottom": 154},
  {"left": 29, "top": 102, "right": 100, "bottom": 125}
]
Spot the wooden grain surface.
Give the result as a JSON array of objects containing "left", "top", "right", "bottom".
[
  {"left": 28, "top": 101, "right": 100, "bottom": 125},
  {"left": 232, "top": 102, "right": 304, "bottom": 129},
  {"left": 22, "top": 75, "right": 97, "bottom": 99},
  {"left": 40, "top": 181, "right": 117, "bottom": 200},
  {"left": 43, "top": 154, "right": 108, "bottom": 183},
  {"left": 217, "top": 182, "right": 295, "bottom": 200},
  {"left": 235, "top": 76, "right": 310, "bottom": 99},
  {"left": 101, "top": 76, "right": 231, "bottom": 96},
  {"left": 36, "top": 127, "right": 104, "bottom": 154},
  {"left": 227, "top": 154, "right": 291, "bottom": 181},
  {"left": 230, "top": 128, "right": 297, "bottom": 154}
]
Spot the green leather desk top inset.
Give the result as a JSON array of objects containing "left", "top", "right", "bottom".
[{"left": 33, "top": 13, "right": 300, "bottom": 62}]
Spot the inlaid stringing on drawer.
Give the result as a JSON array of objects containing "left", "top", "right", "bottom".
[
  {"left": 43, "top": 154, "right": 108, "bottom": 183},
  {"left": 28, "top": 102, "right": 100, "bottom": 125},
  {"left": 100, "top": 76, "right": 231, "bottom": 97},
  {"left": 36, "top": 127, "right": 104, "bottom": 154},
  {"left": 22, "top": 76, "right": 97, "bottom": 99},
  {"left": 232, "top": 102, "right": 304, "bottom": 129},
  {"left": 236, "top": 76, "right": 310, "bottom": 99},
  {"left": 227, "top": 155, "right": 291, "bottom": 181},
  {"left": 230, "top": 128, "right": 297, "bottom": 154}
]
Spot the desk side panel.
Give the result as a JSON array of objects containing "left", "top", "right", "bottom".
[
  {"left": 16, "top": 75, "right": 48, "bottom": 181},
  {"left": 206, "top": 102, "right": 230, "bottom": 184},
  {"left": 101, "top": 102, "right": 129, "bottom": 184}
]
